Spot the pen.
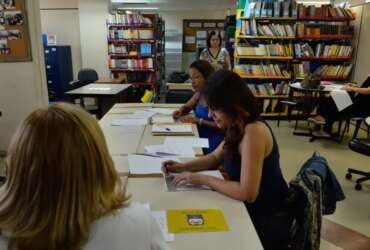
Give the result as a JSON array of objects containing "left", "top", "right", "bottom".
[{"left": 165, "top": 127, "right": 171, "bottom": 131}]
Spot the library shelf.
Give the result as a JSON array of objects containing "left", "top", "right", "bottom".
[
  {"left": 236, "top": 55, "right": 293, "bottom": 60},
  {"left": 108, "top": 39, "right": 156, "bottom": 44},
  {"left": 109, "top": 68, "right": 155, "bottom": 72},
  {"left": 294, "top": 56, "right": 352, "bottom": 62},
  {"left": 237, "top": 35, "right": 296, "bottom": 40},
  {"left": 297, "top": 35, "right": 353, "bottom": 41}
]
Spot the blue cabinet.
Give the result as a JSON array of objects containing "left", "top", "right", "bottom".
[{"left": 44, "top": 46, "right": 73, "bottom": 102}]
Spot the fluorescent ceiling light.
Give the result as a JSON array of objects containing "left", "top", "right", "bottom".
[
  {"left": 117, "top": 7, "right": 159, "bottom": 10},
  {"left": 111, "top": 0, "right": 152, "bottom": 3}
]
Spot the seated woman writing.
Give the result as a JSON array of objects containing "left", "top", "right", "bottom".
[
  {"left": 165, "top": 70, "right": 290, "bottom": 249},
  {"left": 0, "top": 103, "right": 168, "bottom": 250},
  {"left": 173, "top": 60, "right": 223, "bottom": 154},
  {"left": 309, "top": 76, "right": 370, "bottom": 134}
]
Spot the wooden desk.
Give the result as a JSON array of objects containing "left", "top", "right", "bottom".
[
  {"left": 66, "top": 83, "right": 132, "bottom": 118},
  {"left": 127, "top": 178, "right": 263, "bottom": 250},
  {"left": 112, "top": 155, "right": 129, "bottom": 176}
]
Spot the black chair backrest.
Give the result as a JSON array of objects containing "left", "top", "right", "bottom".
[
  {"left": 78, "top": 68, "right": 99, "bottom": 84},
  {"left": 165, "top": 90, "right": 193, "bottom": 104}
]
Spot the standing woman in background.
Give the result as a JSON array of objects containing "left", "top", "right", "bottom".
[
  {"left": 200, "top": 30, "right": 231, "bottom": 71},
  {"left": 173, "top": 60, "right": 224, "bottom": 154}
]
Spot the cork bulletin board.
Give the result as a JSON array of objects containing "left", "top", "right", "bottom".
[
  {"left": 0, "top": 0, "right": 31, "bottom": 62},
  {"left": 183, "top": 19, "right": 225, "bottom": 52}
]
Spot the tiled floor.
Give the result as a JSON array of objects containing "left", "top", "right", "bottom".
[{"left": 0, "top": 121, "right": 369, "bottom": 249}]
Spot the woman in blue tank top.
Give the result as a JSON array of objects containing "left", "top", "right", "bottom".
[
  {"left": 173, "top": 60, "right": 223, "bottom": 154},
  {"left": 165, "top": 70, "right": 291, "bottom": 249}
]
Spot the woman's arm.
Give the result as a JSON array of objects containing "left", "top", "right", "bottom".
[
  {"left": 205, "top": 123, "right": 266, "bottom": 202},
  {"left": 343, "top": 85, "right": 370, "bottom": 95},
  {"left": 224, "top": 50, "right": 232, "bottom": 70},
  {"left": 173, "top": 92, "right": 199, "bottom": 118},
  {"left": 164, "top": 141, "right": 225, "bottom": 173}
]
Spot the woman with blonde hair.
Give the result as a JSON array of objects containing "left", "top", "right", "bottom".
[{"left": 0, "top": 103, "right": 168, "bottom": 250}]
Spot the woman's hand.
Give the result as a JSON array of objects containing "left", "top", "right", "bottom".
[
  {"left": 172, "top": 109, "right": 182, "bottom": 119},
  {"left": 162, "top": 160, "right": 186, "bottom": 175},
  {"left": 178, "top": 116, "right": 200, "bottom": 124},
  {"left": 342, "top": 85, "right": 356, "bottom": 92},
  {"left": 172, "top": 172, "right": 208, "bottom": 186}
]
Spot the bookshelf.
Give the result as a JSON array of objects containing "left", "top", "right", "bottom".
[
  {"left": 107, "top": 12, "right": 164, "bottom": 100},
  {"left": 235, "top": 0, "right": 356, "bottom": 118}
]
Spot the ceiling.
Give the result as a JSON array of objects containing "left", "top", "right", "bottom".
[{"left": 111, "top": 0, "right": 236, "bottom": 11}]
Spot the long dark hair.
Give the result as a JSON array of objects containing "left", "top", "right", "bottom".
[
  {"left": 204, "top": 70, "right": 261, "bottom": 158},
  {"left": 206, "top": 30, "right": 222, "bottom": 48},
  {"left": 190, "top": 60, "right": 215, "bottom": 80}
]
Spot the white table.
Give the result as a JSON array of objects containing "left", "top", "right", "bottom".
[{"left": 127, "top": 178, "right": 263, "bottom": 250}]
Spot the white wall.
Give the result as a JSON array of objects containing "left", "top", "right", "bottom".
[
  {"left": 0, "top": 0, "right": 48, "bottom": 150},
  {"left": 39, "top": 0, "right": 81, "bottom": 78},
  {"left": 352, "top": 4, "right": 370, "bottom": 84},
  {"left": 79, "top": 0, "right": 110, "bottom": 79}
]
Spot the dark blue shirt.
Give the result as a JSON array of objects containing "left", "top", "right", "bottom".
[
  {"left": 223, "top": 120, "right": 288, "bottom": 222},
  {"left": 194, "top": 104, "right": 224, "bottom": 154}
]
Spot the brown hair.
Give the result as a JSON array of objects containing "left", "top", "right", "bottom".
[
  {"left": 190, "top": 59, "right": 215, "bottom": 80},
  {"left": 0, "top": 103, "right": 130, "bottom": 250},
  {"left": 204, "top": 70, "right": 261, "bottom": 159},
  {"left": 206, "top": 30, "right": 222, "bottom": 48}
]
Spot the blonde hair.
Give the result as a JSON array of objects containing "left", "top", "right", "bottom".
[{"left": 0, "top": 103, "right": 130, "bottom": 250}]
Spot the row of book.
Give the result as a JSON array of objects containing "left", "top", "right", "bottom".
[
  {"left": 243, "top": 0, "right": 297, "bottom": 18},
  {"left": 298, "top": 5, "right": 355, "bottom": 19},
  {"left": 108, "top": 29, "right": 153, "bottom": 40},
  {"left": 248, "top": 82, "right": 290, "bottom": 96},
  {"left": 293, "top": 62, "right": 353, "bottom": 78},
  {"left": 294, "top": 43, "right": 352, "bottom": 58},
  {"left": 240, "top": 20, "right": 295, "bottom": 36},
  {"left": 107, "top": 13, "right": 152, "bottom": 25},
  {"left": 109, "top": 58, "right": 154, "bottom": 69},
  {"left": 108, "top": 44, "right": 152, "bottom": 56},
  {"left": 111, "top": 72, "right": 154, "bottom": 84},
  {"left": 235, "top": 64, "right": 290, "bottom": 77},
  {"left": 314, "top": 64, "right": 353, "bottom": 78},
  {"left": 236, "top": 43, "right": 293, "bottom": 56},
  {"left": 296, "top": 23, "right": 354, "bottom": 37}
]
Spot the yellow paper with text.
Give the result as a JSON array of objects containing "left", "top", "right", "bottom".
[{"left": 167, "top": 209, "right": 229, "bottom": 233}]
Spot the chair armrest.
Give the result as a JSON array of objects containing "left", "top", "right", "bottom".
[
  {"left": 280, "top": 100, "right": 297, "bottom": 106},
  {"left": 69, "top": 80, "right": 81, "bottom": 86},
  {"left": 351, "top": 117, "right": 365, "bottom": 122}
]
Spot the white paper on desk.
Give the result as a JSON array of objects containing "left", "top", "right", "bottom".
[
  {"left": 152, "top": 124, "right": 192, "bottom": 133},
  {"left": 151, "top": 115, "right": 175, "bottom": 124},
  {"left": 146, "top": 108, "right": 176, "bottom": 115},
  {"left": 330, "top": 90, "right": 353, "bottom": 111},
  {"left": 151, "top": 211, "right": 175, "bottom": 242},
  {"left": 111, "top": 118, "right": 148, "bottom": 126},
  {"left": 164, "top": 137, "right": 209, "bottom": 148},
  {"left": 164, "top": 170, "right": 224, "bottom": 192},
  {"left": 128, "top": 155, "right": 179, "bottom": 174},
  {"left": 89, "top": 87, "right": 111, "bottom": 91},
  {"left": 145, "top": 144, "right": 195, "bottom": 157}
]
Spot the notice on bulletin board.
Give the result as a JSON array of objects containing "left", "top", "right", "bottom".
[
  {"left": 0, "top": 0, "right": 31, "bottom": 62},
  {"left": 185, "top": 36, "right": 195, "bottom": 44}
]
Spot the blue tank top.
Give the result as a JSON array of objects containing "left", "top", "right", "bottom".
[
  {"left": 194, "top": 104, "right": 224, "bottom": 154},
  {"left": 223, "top": 120, "right": 288, "bottom": 220}
]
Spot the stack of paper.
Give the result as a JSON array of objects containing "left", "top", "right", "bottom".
[
  {"left": 164, "top": 170, "right": 224, "bottom": 192},
  {"left": 128, "top": 154, "right": 178, "bottom": 175},
  {"left": 330, "top": 90, "right": 353, "bottom": 111},
  {"left": 111, "top": 118, "right": 148, "bottom": 126},
  {"left": 152, "top": 124, "right": 194, "bottom": 135},
  {"left": 151, "top": 115, "right": 175, "bottom": 124},
  {"left": 164, "top": 137, "right": 209, "bottom": 148},
  {"left": 141, "top": 203, "right": 174, "bottom": 242},
  {"left": 146, "top": 108, "right": 177, "bottom": 115},
  {"left": 145, "top": 144, "right": 195, "bottom": 157}
]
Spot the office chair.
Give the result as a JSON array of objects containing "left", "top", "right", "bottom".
[
  {"left": 165, "top": 90, "right": 193, "bottom": 104},
  {"left": 345, "top": 117, "right": 370, "bottom": 190},
  {"left": 69, "top": 68, "right": 99, "bottom": 89}
]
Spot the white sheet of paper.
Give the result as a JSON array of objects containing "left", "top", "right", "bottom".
[
  {"left": 164, "top": 137, "right": 209, "bottom": 148},
  {"left": 151, "top": 116, "right": 175, "bottom": 124},
  {"left": 111, "top": 118, "right": 148, "bottom": 126},
  {"left": 145, "top": 144, "right": 195, "bottom": 157},
  {"left": 152, "top": 124, "right": 192, "bottom": 133},
  {"left": 128, "top": 155, "right": 178, "bottom": 174},
  {"left": 151, "top": 211, "right": 175, "bottom": 242},
  {"left": 146, "top": 108, "right": 177, "bottom": 115},
  {"left": 89, "top": 87, "right": 111, "bottom": 91},
  {"left": 330, "top": 90, "right": 353, "bottom": 111}
]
